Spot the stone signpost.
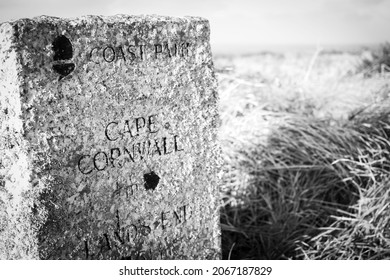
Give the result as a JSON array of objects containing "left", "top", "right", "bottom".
[{"left": 0, "top": 15, "right": 221, "bottom": 259}]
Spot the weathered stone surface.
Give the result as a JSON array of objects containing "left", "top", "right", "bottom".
[{"left": 0, "top": 15, "right": 221, "bottom": 259}]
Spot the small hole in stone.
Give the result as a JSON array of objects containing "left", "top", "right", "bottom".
[
  {"left": 53, "top": 63, "right": 75, "bottom": 79},
  {"left": 144, "top": 171, "right": 160, "bottom": 191},
  {"left": 52, "top": 35, "right": 73, "bottom": 61}
]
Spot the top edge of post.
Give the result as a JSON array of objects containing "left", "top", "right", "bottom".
[{"left": 0, "top": 14, "right": 210, "bottom": 27}]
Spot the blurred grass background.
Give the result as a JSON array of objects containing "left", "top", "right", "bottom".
[{"left": 216, "top": 43, "right": 390, "bottom": 259}]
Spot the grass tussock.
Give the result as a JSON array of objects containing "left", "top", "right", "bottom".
[
  {"left": 218, "top": 51, "right": 390, "bottom": 259},
  {"left": 221, "top": 105, "right": 390, "bottom": 259}
]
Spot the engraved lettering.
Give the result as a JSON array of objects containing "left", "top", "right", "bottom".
[
  {"left": 162, "top": 137, "right": 172, "bottom": 155},
  {"left": 109, "top": 148, "right": 122, "bottom": 168},
  {"left": 171, "top": 43, "right": 177, "bottom": 56},
  {"left": 154, "top": 44, "right": 162, "bottom": 58},
  {"left": 89, "top": 47, "right": 100, "bottom": 64},
  {"left": 151, "top": 140, "right": 162, "bottom": 156},
  {"left": 135, "top": 117, "right": 146, "bottom": 135},
  {"left": 127, "top": 45, "right": 137, "bottom": 60},
  {"left": 123, "top": 120, "right": 135, "bottom": 138},
  {"left": 161, "top": 211, "right": 168, "bottom": 230},
  {"left": 123, "top": 146, "right": 135, "bottom": 163},
  {"left": 79, "top": 114, "right": 185, "bottom": 174},
  {"left": 139, "top": 45, "right": 145, "bottom": 60},
  {"left": 105, "top": 121, "right": 119, "bottom": 141},
  {"left": 116, "top": 46, "right": 126, "bottom": 62},
  {"left": 147, "top": 114, "right": 159, "bottom": 133},
  {"left": 181, "top": 42, "right": 190, "bottom": 57},
  {"left": 78, "top": 155, "right": 93, "bottom": 174},
  {"left": 97, "top": 233, "right": 111, "bottom": 257},
  {"left": 173, "top": 205, "right": 187, "bottom": 226},
  {"left": 85, "top": 240, "right": 89, "bottom": 259},
  {"left": 163, "top": 43, "right": 171, "bottom": 58},
  {"left": 93, "top": 151, "right": 108, "bottom": 171},
  {"left": 113, "top": 183, "right": 139, "bottom": 199},
  {"left": 174, "top": 135, "right": 184, "bottom": 152},
  {"left": 103, "top": 46, "right": 115, "bottom": 62},
  {"left": 135, "top": 141, "right": 149, "bottom": 160},
  {"left": 87, "top": 41, "right": 191, "bottom": 64}
]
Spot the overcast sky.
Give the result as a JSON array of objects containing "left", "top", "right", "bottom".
[{"left": 0, "top": 0, "right": 389, "bottom": 53}]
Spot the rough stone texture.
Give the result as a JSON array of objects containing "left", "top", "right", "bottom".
[{"left": 0, "top": 15, "right": 221, "bottom": 259}]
